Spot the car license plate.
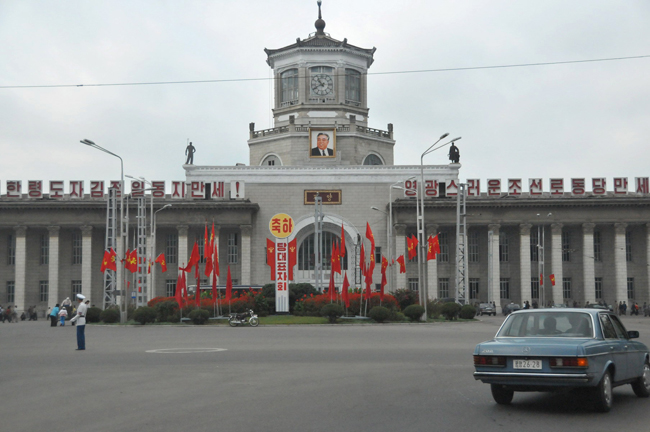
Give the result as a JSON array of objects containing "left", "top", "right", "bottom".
[{"left": 513, "top": 359, "right": 542, "bottom": 369}]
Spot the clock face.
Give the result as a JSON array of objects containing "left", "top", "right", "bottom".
[{"left": 310, "top": 73, "right": 334, "bottom": 96}]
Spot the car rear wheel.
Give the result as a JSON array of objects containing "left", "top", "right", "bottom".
[
  {"left": 490, "top": 384, "right": 514, "bottom": 405},
  {"left": 592, "top": 370, "right": 613, "bottom": 412},
  {"left": 631, "top": 362, "right": 650, "bottom": 398}
]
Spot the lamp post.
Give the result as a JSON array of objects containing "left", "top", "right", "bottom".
[
  {"left": 418, "top": 134, "right": 461, "bottom": 320},
  {"left": 153, "top": 204, "right": 172, "bottom": 299},
  {"left": 80, "top": 139, "right": 127, "bottom": 323}
]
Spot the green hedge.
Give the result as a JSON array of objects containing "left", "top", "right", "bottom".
[
  {"left": 320, "top": 303, "right": 344, "bottom": 323},
  {"left": 369, "top": 306, "right": 390, "bottom": 323},
  {"left": 133, "top": 306, "right": 157, "bottom": 325},
  {"left": 403, "top": 304, "right": 425, "bottom": 322},
  {"left": 100, "top": 308, "right": 120, "bottom": 323}
]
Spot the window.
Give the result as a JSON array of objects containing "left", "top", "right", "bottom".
[
  {"left": 7, "top": 234, "right": 15, "bottom": 265},
  {"left": 408, "top": 278, "right": 418, "bottom": 291},
  {"left": 499, "top": 232, "right": 509, "bottom": 262},
  {"left": 531, "top": 277, "right": 539, "bottom": 299},
  {"left": 71, "top": 280, "right": 82, "bottom": 297},
  {"left": 469, "top": 278, "right": 479, "bottom": 300},
  {"left": 593, "top": 231, "right": 601, "bottom": 262},
  {"left": 499, "top": 278, "right": 510, "bottom": 299},
  {"left": 298, "top": 232, "right": 348, "bottom": 270},
  {"left": 375, "top": 247, "right": 381, "bottom": 266},
  {"left": 166, "top": 279, "right": 177, "bottom": 297},
  {"left": 562, "top": 231, "right": 571, "bottom": 262},
  {"left": 72, "top": 232, "right": 82, "bottom": 264},
  {"left": 166, "top": 234, "right": 178, "bottom": 264},
  {"left": 280, "top": 69, "right": 299, "bottom": 104},
  {"left": 345, "top": 69, "right": 361, "bottom": 103},
  {"left": 438, "top": 278, "right": 449, "bottom": 298},
  {"left": 39, "top": 234, "right": 49, "bottom": 265},
  {"left": 468, "top": 231, "right": 479, "bottom": 263},
  {"left": 262, "top": 155, "right": 281, "bottom": 166},
  {"left": 228, "top": 233, "right": 238, "bottom": 264},
  {"left": 625, "top": 231, "right": 632, "bottom": 262},
  {"left": 562, "top": 277, "right": 572, "bottom": 299},
  {"left": 438, "top": 232, "right": 449, "bottom": 262},
  {"left": 530, "top": 229, "right": 539, "bottom": 262},
  {"left": 197, "top": 236, "right": 206, "bottom": 264},
  {"left": 363, "top": 154, "right": 383, "bottom": 165},
  {"left": 39, "top": 281, "right": 48, "bottom": 302},
  {"left": 599, "top": 315, "right": 618, "bottom": 339},
  {"left": 595, "top": 277, "right": 603, "bottom": 300},
  {"left": 627, "top": 277, "right": 635, "bottom": 299},
  {"left": 7, "top": 281, "right": 15, "bottom": 303}
]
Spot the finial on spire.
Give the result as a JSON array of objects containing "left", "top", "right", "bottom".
[{"left": 315, "top": 0, "right": 326, "bottom": 35}]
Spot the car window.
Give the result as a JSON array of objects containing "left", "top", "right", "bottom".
[
  {"left": 497, "top": 312, "right": 592, "bottom": 337},
  {"left": 608, "top": 315, "right": 629, "bottom": 339},
  {"left": 599, "top": 314, "right": 618, "bottom": 339}
]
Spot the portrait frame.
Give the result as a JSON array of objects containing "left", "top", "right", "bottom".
[{"left": 309, "top": 128, "right": 336, "bottom": 158}]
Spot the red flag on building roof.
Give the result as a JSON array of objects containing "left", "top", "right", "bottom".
[
  {"left": 267, "top": 238, "right": 276, "bottom": 281},
  {"left": 288, "top": 238, "right": 297, "bottom": 281},
  {"left": 341, "top": 272, "right": 350, "bottom": 309},
  {"left": 396, "top": 255, "right": 406, "bottom": 274}
]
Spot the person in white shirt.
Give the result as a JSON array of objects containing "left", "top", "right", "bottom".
[
  {"left": 70, "top": 294, "right": 88, "bottom": 350},
  {"left": 58, "top": 306, "right": 68, "bottom": 326}
]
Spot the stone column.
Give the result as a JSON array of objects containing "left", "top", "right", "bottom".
[
  {"left": 240, "top": 225, "right": 252, "bottom": 286},
  {"left": 394, "top": 224, "right": 407, "bottom": 290},
  {"left": 488, "top": 224, "right": 500, "bottom": 312},
  {"left": 550, "top": 223, "right": 564, "bottom": 306},
  {"left": 81, "top": 226, "right": 93, "bottom": 301},
  {"left": 13, "top": 226, "right": 27, "bottom": 313},
  {"left": 177, "top": 225, "right": 189, "bottom": 269},
  {"left": 519, "top": 224, "right": 532, "bottom": 304},
  {"left": 47, "top": 226, "right": 60, "bottom": 311},
  {"left": 614, "top": 223, "right": 628, "bottom": 303},
  {"left": 426, "top": 224, "right": 439, "bottom": 299},
  {"left": 582, "top": 223, "right": 596, "bottom": 305}
]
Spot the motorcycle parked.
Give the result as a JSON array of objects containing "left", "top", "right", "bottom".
[{"left": 228, "top": 309, "right": 259, "bottom": 327}]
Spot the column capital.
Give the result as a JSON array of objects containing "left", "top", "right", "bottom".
[
  {"left": 176, "top": 225, "right": 189, "bottom": 236},
  {"left": 582, "top": 223, "right": 595, "bottom": 233},
  {"left": 14, "top": 226, "right": 27, "bottom": 236},
  {"left": 614, "top": 222, "right": 628, "bottom": 234},
  {"left": 47, "top": 225, "right": 60, "bottom": 235},
  {"left": 488, "top": 224, "right": 500, "bottom": 234},
  {"left": 519, "top": 223, "right": 532, "bottom": 235},
  {"left": 240, "top": 224, "right": 253, "bottom": 236},
  {"left": 80, "top": 225, "right": 93, "bottom": 236},
  {"left": 551, "top": 223, "right": 563, "bottom": 234},
  {"left": 393, "top": 224, "right": 407, "bottom": 235}
]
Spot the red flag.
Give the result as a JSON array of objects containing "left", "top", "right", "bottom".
[
  {"left": 366, "top": 222, "right": 375, "bottom": 273},
  {"left": 360, "top": 243, "right": 366, "bottom": 277},
  {"left": 328, "top": 271, "right": 336, "bottom": 301},
  {"left": 381, "top": 255, "right": 388, "bottom": 273},
  {"left": 550, "top": 274, "right": 556, "bottom": 286},
  {"left": 127, "top": 249, "right": 138, "bottom": 273},
  {"left": 213, "top": 238, "right": 220, "bottom": 277},
  {"left": 203, "top": 224, "right": 210, "bottom": 260},
  {"left": 288, "top": 238, "right": 297, "bottom": 281},
  {"left": 182, "top": 242, "right": 200, "bottom": 272},
  {"left": 211, "top": 268, "right": 217, "bottom": 303},
  {"left": 407, "top": 235, "right": 419, "bottom": 260},
  {"left": 204, "top": 255, "right": 213, "bottom": 278},
  {"left": 427, "top": 234, "right": 440, "bottom": 261},
  {"left": 332, "top": 241, "right": 341, "bottom": 274},
  {"left": 226, "top": 266, "right": 233, "bottom": 302},
  {"left": 155, "top": 253, "right": 168, "bottom": 272},
  {"left": 365, "top": 222, "right": 375, "bottom": 248},
  {"left": 267, "top": 238, "right": 276, "bottom": 281},
  {"left": 100, "top": 250, "right": 111, "bottom": 273},
  {"left": 341, "top": 272, "right": 350, "bottom": 308},
  {"left": 108, "top": 248, "right": 117, "bottom": 271},
  {"left": 340, "top": 224, "right": 346, "bottom": 258},
  {"left": 540, "top": 273, "right": 544, "bottom": 286},
  {"left": 210, "top": 222, "right": 215, "bottom": 251},
  {"left": 174, "top": 271, "right": 183, "bottom": 307},
  {"left": 380, "top": 271, "right": 387, "bottom": 302},
  {"left": 396, "top": 255, "right": 406, "bottom": 274},
  {"left": 182, "top": 271, "right": 188, "bottom": 305}
]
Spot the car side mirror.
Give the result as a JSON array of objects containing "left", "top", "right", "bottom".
[{"left": 628, "top": 330, "right": 639, "bottom": 339}]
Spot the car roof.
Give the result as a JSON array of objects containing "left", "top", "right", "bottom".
[{"left": 509, "top": 308, "right": 602, "bottom": 317}]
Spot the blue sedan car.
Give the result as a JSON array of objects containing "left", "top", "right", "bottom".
[{"left": 473, "top": 309, "right": 650, "bottom": 412}]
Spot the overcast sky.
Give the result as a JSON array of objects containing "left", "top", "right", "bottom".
[{"left": 1, "top": 0, "right": 649, "bottom": 192}]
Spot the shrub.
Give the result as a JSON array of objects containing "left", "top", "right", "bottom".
[
  {"left": 459, "top": 304, "right": 477, "bottom": 319},
  {"left": 393, "top": 312, "right": 406, "bottom": 322},
  {"left": 427, "top": 300, "right": 443, "bottom": 319},
  {"left": 155, "top": 300, "right": 179, "bottom": 323},
  {"left": 100, "top": 308, "right": 120, "bottom": 324},
  {"left": 85, "top": 307, "right": 102, "bottom": 323},
  {"left": 369, "top": 306, "right": 390, "bottom": 323},
  {"left": 133, "top": 306, "right": 157, "bottom": 325},
  {"left": 440, "top": 302, "right": 461, "bottom": 320},
  {"left": 393, "top": 288, "right": 419, "bottom": 311},
  {"left": 320, "top": 303, "right": 344, "bottom": 323},
  {"left": 188, "top": 308, "right": 210, "bottom": 325},
  {"left": 403, "top": 304, "right": 425, "bottom": 322}
]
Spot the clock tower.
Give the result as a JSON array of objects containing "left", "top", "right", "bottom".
[{"left": 248, "top": 1, "right": 395, "bottom": 167}]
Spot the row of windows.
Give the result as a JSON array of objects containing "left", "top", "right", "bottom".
[
  {"left": 164, "top": 233, "right": 240, "bottom": 266},
  {"left": 5, "top": 280, "right": 82, "bottom": 304},
  {"left": 280, "top": 67, "right": 361, "bottom": 103}
]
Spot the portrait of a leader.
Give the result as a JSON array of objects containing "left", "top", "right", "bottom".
[{"left": 310, "top": 129, "right": 336, "bottom": 157}]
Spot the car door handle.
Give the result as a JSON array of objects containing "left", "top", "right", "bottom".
[{"left": 610, "top": 346, "right": 615, "bottom": 350}]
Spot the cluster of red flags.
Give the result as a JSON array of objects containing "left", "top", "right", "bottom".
[
  {"left": 100, "top": 247, "right": 169, "bottom": 275},
  {"left": 100, "top": 248, "right": 117, "bottom": 273}
]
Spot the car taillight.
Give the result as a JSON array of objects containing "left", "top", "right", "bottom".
[
  {"left": 549, "top": 357, "right": 588, "bottom": 368},
  {"left": 474, "top": 355, "right": 506, "bottom": 367}
]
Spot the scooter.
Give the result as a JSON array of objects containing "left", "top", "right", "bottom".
[{"left": 228, "top": 309, "right": 259, "bottom": 327}]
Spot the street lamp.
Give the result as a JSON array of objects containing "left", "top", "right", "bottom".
[
  {"left": 418, "top": 135, "right": 461, "bottom": 320},
  {"left": 80, "top": 139, "right": 126, "bottom": 323}
]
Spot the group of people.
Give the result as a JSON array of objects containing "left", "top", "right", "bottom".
[
  {"left": 48, "top": 295, "right": 88, "bottom": 350},
  {"left": 0, "top": 305, "right": 18, "bottom": 323}
]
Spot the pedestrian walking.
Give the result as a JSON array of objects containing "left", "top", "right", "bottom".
[
  {"left": 58, "top": 306, "right": 68, "bottom": 326},
  {"left": 49, "top": 304, "right": 60, "bottom": 327},
  {"left": 70, "top": 294, "right": 87, "bottom": 350}
]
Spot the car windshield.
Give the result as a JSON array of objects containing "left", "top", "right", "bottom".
[{"left": 497, "top": 311, "right": 594, "bottom": 338}]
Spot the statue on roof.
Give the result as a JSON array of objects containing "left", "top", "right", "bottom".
[
  {"left": 448, "top": 142, "right": 460, "bottom": 164},
  {"left": 185, "top": 141, "right": 196, "bottom": 165}
]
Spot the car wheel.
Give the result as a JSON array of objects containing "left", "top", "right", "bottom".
[
  {"left": 592, "top": 370, "right": 613, "bottom": 413},
  {"left": 490, "top": 384, "right": 514, "bottom": 405},
  {"left": 631, "top": 362, "right": 650, "bottom": 398}
]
